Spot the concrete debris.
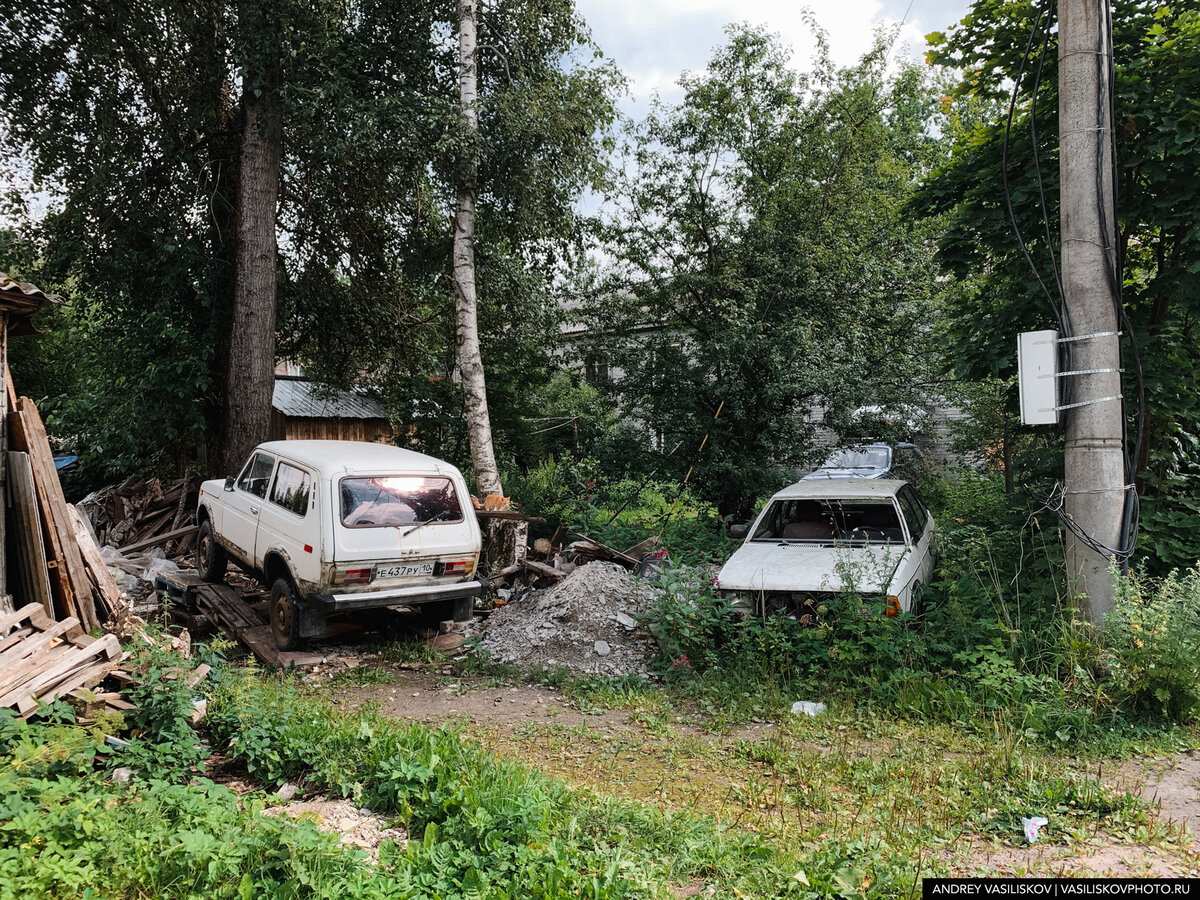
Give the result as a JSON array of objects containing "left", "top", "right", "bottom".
[
  {"left": 110, "top": 767, "right": 134, "bottom": 783},
  {"left": 478, "top": 561, "right": 655, "bottom": 677},
  {"left": 276, "top": 782, "right": 299, "bottom": 801},
  {"left": 263, "top": 795, "right": 407, "bottom": 859}
]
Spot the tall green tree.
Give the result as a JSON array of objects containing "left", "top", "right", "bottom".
[
  {"left": 588, "top": 25, "right": 948, "bottom": 517},
  {"left": 1, "top": 0, "right": 619, "bottom": 486},
  {"left": 919, "top": 0, "right": 1200, "bottom": 573}
]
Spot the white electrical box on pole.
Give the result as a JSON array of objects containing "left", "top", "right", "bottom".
[
  {"left": 1018, "top": 330, "right": 1060, "bottom": 426},
  {"left": 1058, "top": 0, "right": 1126, "bottom": 623}
]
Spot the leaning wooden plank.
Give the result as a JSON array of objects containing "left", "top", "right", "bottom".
[
  {"left": 117, "top": 525, "right": 199, "bottom": 556},
  {"left": 8, "top": 452, "right": 54, "bottom": 621},
  {"left": 8, "top": 404, "right": 77, "bottom": 624},
  {"left": 67, "top": 504, "right": 124, "bottom": 616},
  {"left": 236, "top": 625, "right": 322, "bottom": 669},
  {"left": 193, "top": 584, "right": 264, "bottom": 631},
  {"left": 14, "top": 398, "right": 96, "bottom": 629},
  {"left": 0, "top": 633, "right": 121, "bottom": 709}
]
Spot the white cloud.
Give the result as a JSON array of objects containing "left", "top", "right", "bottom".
[{"left": 579, "top": 0, "right": 965, "bottom": 113}]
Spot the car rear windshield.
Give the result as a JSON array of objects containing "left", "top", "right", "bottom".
[
  {"left": 340, "top": 476, "right": 463, "bottom": 528},
  {"left": 821, "top": 446, "right": 890, "bottom": 470},
  {"left": 752, "top": 497, "right": 905, "bottom": 544}
]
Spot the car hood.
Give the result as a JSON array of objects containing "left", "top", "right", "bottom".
[{"left": 717, "top": 540, "right": 907, "bottom": 594}]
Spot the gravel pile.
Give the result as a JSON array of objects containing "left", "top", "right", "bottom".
[{"left": 478, "top": 561, "right": 656, "bottom": 676}]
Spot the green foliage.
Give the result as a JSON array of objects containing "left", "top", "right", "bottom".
[
  {"left": 590, "top": 24, "right": 950, "bottom": 517},
  {"left": 506, "top": 454, "right": 743, "bottom": 565},
  {"left": 117, "top": 640, "right": 210, "bottom": 779},
  {"left": 1104, "top": 567, "right": 1200, "bottom": 723},
  {"left": 1, "top": 0, "right": 621, "bottom": 485},
  {"left": 919, "top": 0, "right": 1200, "bottom": 574}
]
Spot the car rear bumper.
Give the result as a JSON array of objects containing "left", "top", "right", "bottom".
[{"left": 307, "top": 578, "right": 483, "bottom": 612}]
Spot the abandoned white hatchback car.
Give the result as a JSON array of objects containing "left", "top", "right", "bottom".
[
  {"left": 196, "top": 441, "right": 482, "bottom": 649},
  {"left": 716, "top": 479, "right": 935, "bottom": 618}
]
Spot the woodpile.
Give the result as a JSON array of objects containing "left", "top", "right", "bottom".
[
  {"left": 0, "top": 602, "right": 123, "bottom": 717},
  {"left": 77, "top": 474, "right": 198, "bottom": 556}
]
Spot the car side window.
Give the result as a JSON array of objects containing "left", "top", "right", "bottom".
[
  {"left": 237, "top": 452, "right": 276, "bottom": 499},
  {"left": 270, "top": 462, "right": 312, "bottom": 517},
  {"left": 898, "top": 488, "right": 927, "bottom": 538}
]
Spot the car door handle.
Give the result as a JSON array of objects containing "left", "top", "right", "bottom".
[{"left": 249, "top": 506, "right": 260, "bottom": 515}]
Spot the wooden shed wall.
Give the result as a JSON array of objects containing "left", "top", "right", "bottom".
[{"left": 270, "top": 412, "right": 395, "bottom": 444}]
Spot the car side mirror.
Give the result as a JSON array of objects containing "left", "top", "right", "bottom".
[
  {"left": 729, "top": 523, "right": 749, "bottom": 539},
  {"left": 224, "top": 476, "right": 235, "bottom": 492}
]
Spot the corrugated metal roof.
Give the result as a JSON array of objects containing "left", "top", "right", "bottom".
[
  {"left": 0, "top": 271, "right": 61, "bottom": 317},
  {"left": 272, "top": 377, "right": 387, "bottom": 420}
]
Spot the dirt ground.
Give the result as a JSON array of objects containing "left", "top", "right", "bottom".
[{"left": 311, "top": 664, "right": 1200, "bottom": 879}]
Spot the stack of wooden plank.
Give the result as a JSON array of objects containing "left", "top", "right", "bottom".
[
  {"left": 6, "top": 393, "right": 125, "bottom": 630},
  {"left": 77, "top": 474, "right": 197, "bottom": 556},
  {"left": 0, "top": 602, "right": 123, "bottom": 717}
]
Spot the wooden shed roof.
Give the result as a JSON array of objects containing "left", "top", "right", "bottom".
[{"left": 0, "top": 271, "right": 61, "bottom": 319}]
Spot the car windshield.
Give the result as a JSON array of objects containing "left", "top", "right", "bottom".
[
  {"left": 820, "top": 446, "right": 890, "bottom": 470},
  {"left": 751, "top": 497, "right": 906, "bottom": 545},
  {"left": 340, "top": 476, "right": 463, "bottom": 528}
]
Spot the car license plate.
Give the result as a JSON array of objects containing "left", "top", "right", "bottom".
[{"left": 375, "top": 562, "right": 435, "bottom": 579}]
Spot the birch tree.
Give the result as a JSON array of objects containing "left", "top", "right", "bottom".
[{"left": 453, "top": 0, "right": 502, "bottom": 498}]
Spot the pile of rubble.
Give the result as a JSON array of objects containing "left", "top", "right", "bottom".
[{"left": 478, "top": 561, "right": 657, "bottom": 677}]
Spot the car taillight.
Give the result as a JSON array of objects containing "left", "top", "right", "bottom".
[
  {"left": 440, "top": 560, "right": 472, "bottom": 576},
  {"left": 885, "top": 595, "right": 901, "bottom": 617},
  {"left": 334, "top": 567, "right": 373, "bottom": 585}
]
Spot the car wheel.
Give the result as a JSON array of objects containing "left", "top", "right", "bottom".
[
  {"left": 270, "top": 577, "right": 302, "bottom": 651},
  {"left": 909, "top": 582, "right": 929, "bottom": 617},
  {"left": 196, "top": 519, "right": 228, "bottom": 583}
]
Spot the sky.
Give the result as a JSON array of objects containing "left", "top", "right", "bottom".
[{"left": 574, "top": 0, "right": 974, "bottom": 115}]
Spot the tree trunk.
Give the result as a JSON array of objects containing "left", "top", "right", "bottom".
[
  {"left": 221, "top": 6, "right": 283, "bottom": 476},
  {"left": 454, "top": 0, "right": 502, "bottom": 498}
]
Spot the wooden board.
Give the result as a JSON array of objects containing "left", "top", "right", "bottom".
[
  {"left": 0, "top": 602, "right": 52, "bottom": 635},
  {"left": 67, "top": 503, "right": 124, "bottom": 616},
  {"left": 0, "top": 616, "right": 82, "bottom": 680},
  {"left": 8, "top": 398, "right": 95, "bottom": 628},
  {"left": 118, "top": 524, "right": 198, "bottom": 556},
  {"left": 193, "top": 583, "right": 265, "bottom": 633},
  {"left": 19, "top": 398, "right": 98, "bottom": 629},
  {"left": 238, "top": 625, "right": 325, "bottom": 669},
  {"left": 0, "top": 632, "right": 121, "bottom": 709},
  {"left": 8, "top": 452, "right": 53, "bottom": 620},
  {"left": 518, "top": 557, "right": 563, "bottom": 581}
]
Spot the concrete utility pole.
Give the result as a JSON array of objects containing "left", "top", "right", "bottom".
[{"left": 1058, "top": 0, "right": 1126, "bottom": 624}]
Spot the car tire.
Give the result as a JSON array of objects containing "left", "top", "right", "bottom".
[
  {"left": 270, "top": 577, "right": 302, "bottom": 651},
  {"left": 909, "top": 582, "right": 929, "bottom": 617},
  {"left": 196, "top": 519, "right": 228, "bottom": 583}
]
